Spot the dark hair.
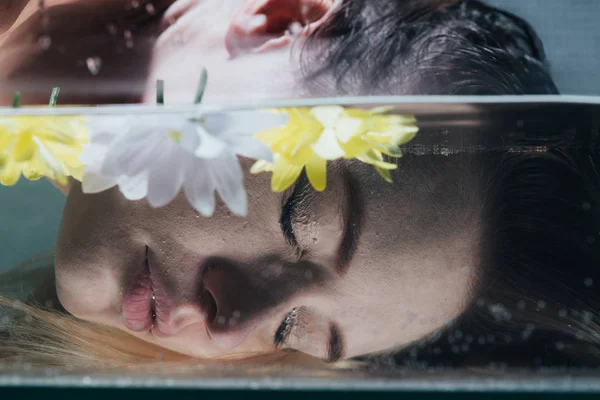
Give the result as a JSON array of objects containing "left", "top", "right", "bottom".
[
  {"left": 301, "top": 0, "right": 558, "bottom": 95},
  {"left": 302, "top": 0, "right": 600, "bottom": 368}
]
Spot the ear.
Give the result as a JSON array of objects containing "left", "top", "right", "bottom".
[{"left": 225, "top": 0, "right": 342, "bottom": 58}]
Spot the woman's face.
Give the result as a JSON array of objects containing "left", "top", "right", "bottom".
[
  {"left": 55, "top": 156, "right": 479, "bottom": 360},
  {"left": 17, "top": 0, "right": 479, "bottom": 361}
]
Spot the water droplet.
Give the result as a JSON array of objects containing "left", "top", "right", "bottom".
[
  {"left": 217, "top": 316, "right": 226, "bottom": 325},
  {"left": 124, "top": 30, "right": 133, "bottom": 40},
  {"left": 131, "top": 0, "right": 140, "bottom": 8},
  {"left": 558, "top": 309, "right": 568, "bottom": 318},
  {"left": 39, "top": 35, "right": 52, "bottom": 50},
  {"left": 126, "top": 39, "right": 135, "bottom": 48},
  {"left": 232, "top": 310, "right": 241, "bottom": 318},
  {"left": 582, "top": 202, "right": 591, "bottom": 211},
  {"left": 304, "top": 270, "right": 313, "bottom": 280},
  {"left": 107, "top": 23, "right": 118, "bottom": 35},
  {"left": 146, "top": 3, "right": 156, "bottom": 14},
  {"left": 586, "top": 236, "right": 596, "bottom": 244},
  {"left": 537, "top": 300, "right": 546, "bottom": 310},
  {"left": 86, "top": 57, "right": 102, "bottom": 75},
  {"left": 173, "top": 33, "right": 184, "bottom": 46},
  {"left": 555, "top": 341, "right": 565, "bottom": 350},
  {"left": 584, "top": 277, "right": 593, "bottom": 287}
]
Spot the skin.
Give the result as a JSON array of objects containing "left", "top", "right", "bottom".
[{"left": 2, "top": 0, "right": 480, "bottom": 360}]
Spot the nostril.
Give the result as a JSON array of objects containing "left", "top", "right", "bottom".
[{"left": 202, "top": 289, "right": 217, "bottom": 324}]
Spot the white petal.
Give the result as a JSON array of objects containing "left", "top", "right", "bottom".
[
  {"left": 194, "top": 125, "right": 227, "bottom": 159},
  {"left": 183, "top": 158, "right": 217, "bottom": 216},
  {"left": 311, "top": 128, "right": 346, "bottom": 160},
  {"left": 309, "top": 106, "right": 344, "bottom": 129},
  {"left": 82, "top": 170, "right": 117, "bottom": 194},
  {"left": 335, "top": 117, "right": 363, "bottom": 143},
  {"left": 179, "top": 123, "right": 200, "bottom": 154},
  {"left": 231, "top": 137, "right": 273, "bottom": 162},
  {"left": 86, "top": 116, "right": 128, "bottom": 142},
  {"left": 202, "top": 113, "right": 229, "bottom": 135},
  {"left": 78, "top": 143, "right": 108, "bottom": 165},
  {"left": 146, "top": 147, "right": 185, "bottom": 208},
  {"left": 102, "top": 131, "right": 164, "bottom": 177},
  {"left": 32, "top": 136, "right": 62, "bottom": 172},
  {"left": 118, "top": 173, "right": 148, "bottom": 201},
  {"left": 204, "top": 111, "right": 288, "bottom": 139},
  {"left": 209, "top": 151, "right": 248, "bottom": 216}
]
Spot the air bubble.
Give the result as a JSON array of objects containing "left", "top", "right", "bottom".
[
  {"left": 86, "top": 57, "right": 102, "bottom": 75},
  {"left": 536, "top": 300, "right": 546, "bottom": 310},
  {"left": 146, "top": 3, "right": 156, "bottom": 14},
  {"left": 584, "top": 277, "right": 593, "bottom": 287},
  {"left": 107, "top": 23, "right": 118, "bottom": 35},
  {"left": 582, "top": 202, "right": 591, "bottom": 211},
  {"left": 39, "top": 35, "right": 52, "bottom": 50},
  {"left": 555, "top": 341, "right": 565, "bottom": 350},
  {"left": 126, "top": 39, "right": 135, "bottom": 48}
]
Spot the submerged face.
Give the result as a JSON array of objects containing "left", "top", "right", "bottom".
[
  {"left": 1, "top": 0, "right": 479, "bottom": 360},
  {"left": 55, "top": 155, "right": 480, "bottom": 361}
]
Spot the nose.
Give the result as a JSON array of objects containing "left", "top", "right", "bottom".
[{"left": 153, "top": 303, "right": 210, "bottom": 338}]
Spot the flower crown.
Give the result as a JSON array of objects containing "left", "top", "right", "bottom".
[{"left": 0, "top": 72, "right": 418, "bottom": 217}]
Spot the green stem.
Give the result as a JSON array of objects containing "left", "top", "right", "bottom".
[
  {"left": 12, "top": 92, "right": 21, "bottom": 108},
  {"left": 157, "top": 80, "right": 164, "bottom": 105},
  {"left": 194, "top": 68, "right": 208, "bottom": 104},
  {"left": 49, "top": 87, "right": 60, "bottom": 107}
]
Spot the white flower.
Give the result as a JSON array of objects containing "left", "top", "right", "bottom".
[{"left": 79, "top": 111, "right": 286, "bottom": 216}]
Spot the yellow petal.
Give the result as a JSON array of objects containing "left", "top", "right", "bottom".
[
  {"left": 305, "top": 155, "right": 327, "bottom": 192},
  {"left": 271, "top": 157, "right": 304, "bottom": 193},
  {"left": 21, "top": 164, "right": 43, "bottom": 181},
  {"left": 375, "top": 166, "right": 393, "bottom": 183},
  {"left": 250, "top": 159, "right": 274, "bottom": 174},
  {"left": 13, "top": 134, "right": 36, "bottom": 162},
  {"left": 0, "top": 161, "right": 21, "bottom": 186}
]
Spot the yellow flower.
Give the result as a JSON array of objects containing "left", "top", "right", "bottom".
[
  {"left": 251, "top": 106, "right": 418, "bottom": 192},
  {"left": 0, "top": 116, "right": 88, "bottom": 186}
]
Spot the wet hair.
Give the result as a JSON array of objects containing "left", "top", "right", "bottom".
[
  {"left": 302, "top": 0, "right": 600, "bottom": 368},
  {"left": 301, "top": 0, "right": 558, "bottom": 96}
]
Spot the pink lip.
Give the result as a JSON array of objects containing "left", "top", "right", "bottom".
[{"left": 122, "top": 259, "right": 154, "bottom": 333}]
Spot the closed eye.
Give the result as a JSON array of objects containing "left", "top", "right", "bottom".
[{"left": 280, "top": 173, "right": 312, "bottom": 259}]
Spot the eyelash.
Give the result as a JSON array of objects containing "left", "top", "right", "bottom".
[
  {"left": 273, "top": 306, "right": 309, "bottom": 347},
  {"left": 280, "top": 179, "right": 310, "bottom": 259}
]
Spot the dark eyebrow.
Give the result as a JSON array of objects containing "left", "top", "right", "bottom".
[
  {"left": 335, "top": 165, "right": 363, "bottom": 274},
  {"left": 327, "top": 322, "right": 345, "bottom": 362}
]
